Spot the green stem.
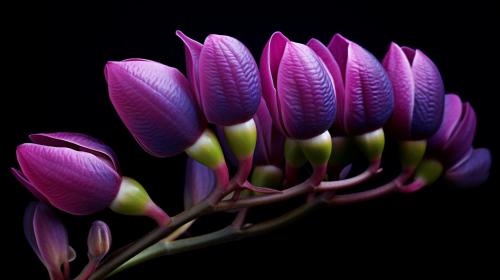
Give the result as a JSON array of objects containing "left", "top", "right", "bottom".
[{"left": 111, "top": 197, "right": 327, "bottom": 276}]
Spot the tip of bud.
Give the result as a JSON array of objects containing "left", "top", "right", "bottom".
[{"left": 87, "top": 221, "right": 111, "bottom": 261}]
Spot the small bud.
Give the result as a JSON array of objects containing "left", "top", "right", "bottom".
[
  {"left": 400, "top": 158, "right": 443, "bottom": 193},
  {"left": 299, "top": 131, "right": 333, "bottom": 166},
  {"left": 87, "top": 221, "right": 111, "bottom": 261},
  {"left": 223, "top": 119, "right": 257, "bottom": 160},
  {"left": 250, "top": 165, "right": 283, "bottom": 188},
  {"left": 355, "top": 128, "right": 385, "bottom": 163},
  {"left": 399, "top": 140, "right": 427, "bottom": 172}
]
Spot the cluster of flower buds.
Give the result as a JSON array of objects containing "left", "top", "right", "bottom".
[{"left": 12, "top": 31, "right": 491, "bottom": 279}]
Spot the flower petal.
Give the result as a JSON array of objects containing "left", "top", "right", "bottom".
[
  {"left": 105, "top": 59, "right": 205, "bottom": 157},
  {"left": 442, "top": 102, "right": 477, "bottom": 166},
  {"left": 428, "top": 94, "right": 463, "bottom": 152},
  {"left": 408, "top": 48, "right": 445, "bottom": 139},
  {"left": 11, "top": 168, "right": 48, "bottom": 202},
  {"left": 17, "top": 144, "right": 121, "bottom": 215},
  {"left": 199, "top": 34, "right": 261, "bottom": 125},
  {"left": 184, "top": 158, "right": 216, "bottom": 209},
  {"left": 277, "top": 42, "right": 336, "bottom": 139},
  {"left": 260, "top": 32, "right": 290, "bottom": 135},
  {"left": 308, "top": 38, "right": 345, "bottom": 134},
  {"left": 29, "top": 132, "right": 119, "bottom": 171},
  {"left": 24, "top": 203, "right": 43, "bottom": 263},
  {"left": 445, "top": 148, "right": 491, "bottom": 188},
  {"left": 176, "top": 30, "right": 203, "bottom": 106},
  {"left": 383, "top": 42, "right": 415, "bottom": 138}
]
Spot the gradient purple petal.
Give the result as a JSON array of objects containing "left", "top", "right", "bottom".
[
  {"left": 442, "top": 102, "right": 477, "bottom": 166},
  {"left": 383, "top": 42, "right": 415, "bottom": 138},
  {"left": 408, "top": 48, "right": 445, "bottom": 139},
  {"left": 330, "top": 34, "right": 394, "bottom": 135},
  {"left": 17, "top": 144, "right": 121, "bottom": 215},
  {"left": 308, "top": 38, "right": 345, "bottom": 134},
  {"left": 253, "top": 98, "right": 284, "bottom": 166},
  {"left": 105, "top": 59, "right": 204, "bottom": 157},
  {"left": 445, "top": 148, "right": 491, "bottom": 188},
  {"left": 428, "top": 94, "right": 463, "bottom": 152},
  {"left": 29, "top": 132, "right": 119, "bottom": 171},
  {"left": 215, "top": 125, "right": 238, "bottom": 167},
  {"left": 176, "top": 30, "right": 203, "bottom": 106},
  {"left": 260, "top": 32, "right": 290, "bottom": 135},
  {"left": 24, "top": 203, "right": 43, "bottom": 263},
  {"left": 199, "top": 34, "right": 261, "bottom": 125},
  {"left": 11, "top": 168, "right": 48, "bottom": 202},
  {"left": 277, "top": 42, "right": 336, "bottom": 139},
  {"left": 184, "top": 158, "right": 216, "bottom": 209}
]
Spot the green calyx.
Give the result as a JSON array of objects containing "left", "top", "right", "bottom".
[
  {"left": 298, "top": 131, "right": 332, "bottom": 166},
  {"left": 223, "top": 119, "right": 257, "bottom": 160},
  {"left": 185, "top": 129, "right": 226, "bottom": 169},
  {"left": 414, "top": 158, "right": 443, "bottom": 186},
  {"left": 285, "top": 138, "right": 307, "bottom": 167},
  {"left": 399, "top": 140, "right": 427, "bottom": 171},
  {"left": 250, "top": 165, "right": 283, "bottom": 188},
  {"left": 355, "top": 128, "right": 385, "bottom": 162},
  {"left": 110, "top": 177, "right": 153, "bottom": 216}
]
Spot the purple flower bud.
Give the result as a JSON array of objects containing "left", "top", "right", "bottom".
[
  {"left": 13, "top": 133, "right": 121, "bottom": 215},
  {"left": 260, "top": 32, "right": 336, "bottom": 139},
  {"left": 311, "top": 34, "right": 393, "bottom": 135},
  {"left": 184, "top": 158, "right": 216, "bottom": 209},
  {"left": 445, "top": 148, "right": 491, "bottom": 188},
  {"left": 87, "top": 220, "right": 111, "bottom": 261},
  {"left": 177, "top": 31, "right": 262, "bottom": 125},
  {"left": 24, "top": 202, "right": 75, "bottom": 279},
  {"left": 105, "top": 59, "right": 205, "bottom": 157},
  {"left": 253, "top": 98, "right": 285, "bottom": 166},
  {"left": 383, "top": 43, "right": 445, "bottom": 139},
  {"left": 428, "top": 94, "right": 477, "bottom": 167}
]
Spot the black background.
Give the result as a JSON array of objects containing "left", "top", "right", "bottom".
[{"left": 3, "top": 1, "right": 499, "bottom": 278}]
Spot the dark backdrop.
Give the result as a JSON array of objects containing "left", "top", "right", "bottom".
[{"left": 4, "top": 1, "right": 499, "bottom": 278}]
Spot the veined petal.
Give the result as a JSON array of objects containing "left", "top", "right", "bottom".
[
  {"left": 277, "top": 42, "right": 336, "bottom": 139},
  {"left": 17, "top": 144, "right": 121, "bottom": 215},
  {"left": 176, "top": 30, "right": 203, "bottom": 105},
  {"left": 428, "top": 94, "right": 463, "bottom": 152},
  {"left": 260, "top": 32, "right": 290, "bottom": 135},
  {"left": 184, "top": 158, "right": 216, "bottom": 209},
  {"left": 29, "top": 132, "right": 119, "bottom": 171},
  {"left": 383, "top": 42, "right": 415, "bottom": 138},
  {"left": 11, "top": 168, "right": 48, "bottom": 202},
  {"left": 445, "top": 148, "right": 491, "bottom": 188},
  {"left": 105, "top": 59, "right": 204, "bottom": 157},
  {"left": 442, "top": 102, "right": 477, "bottom": 166},
  {"left": 308, "top": 38, "right": 345, "bottom": 134},
  {"left": 343, "top": 39, "right": 394, "bottom": 134},
  {"left": 409, "top": 48, "right": 445, "bottom": 139},
  {"left": 199, "top": 34, "right": 261, "bottom": 125}
]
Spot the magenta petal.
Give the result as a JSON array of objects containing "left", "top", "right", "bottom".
[
  {"left": 199, "top": 34, "right": 261, "bottom": 125},
  {"left": 260, "top": 32, "right": 290, "bottom": 135},
  {"left": 445, "top": 148, "right": 491, "bottom": 188},
  {"left": 308, "top": 38, "right": 345, "bottom": 134},
  {"left": 11, "top": 168, "right": 48, "bottom": 202},
  {"left": 442, "top": 102, "right": 477, "bottom": 166},
  {"left": 409, "top": 49, "right": 445, "bottom": 139},
  {"left": 184, "top": 158, "right": 216, "bottom": 209},
  {"left": 383, "top": 43, "right": 415, "bottom": 138},
  {"left": 105, "top": 59, "right": 204, "bottom": 157},
  {"left": 253, "top": 100, "right": 272, "bottom": 165},
  {"left": 176, "top": 30, "right": 203, "bottom": 106},
  {"left": 330, "top": 34, "right": 394, "bottom": 135},
  {"left": 277, "top": 42, "right": 336, "bottom": 139},
  {"left": 428, "top": 94, "right": 463, "bottom": 152},
  {"left": 24, "top": 202, "right": 70, "bottom": 277},
  {"left": 17, "top": 144, "right": 121, "bottom": 215},
  {"left": 30, "top": 132, "right": 119, "bottom": 171}
]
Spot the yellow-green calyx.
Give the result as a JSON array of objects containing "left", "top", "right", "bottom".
[
  {"left": 299, "top": 131, "right": 332, "bottom": 166},
  {"left": 414, "top": 158, "right": 443, "bottom": 186},
  {"left": 399, "top": 140, "right": 427, "bottom": 171},
  {"left": 185, "top": 129, "right": 226, "bottom": 169},
  {"left": 250, "top": 165, "right": 283, "bottom": 188},
  {"left": 223, "top": 119, "right": 257, "bottom": 160},
  {"left": 355, "top": 128, "right": 385, "bottom": 162},
  {"left": 110, "top": 177, "right": 153, "bottom": 216},
  {"left": 284, "top": 138, "right": 307, "bottom": 167}
]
